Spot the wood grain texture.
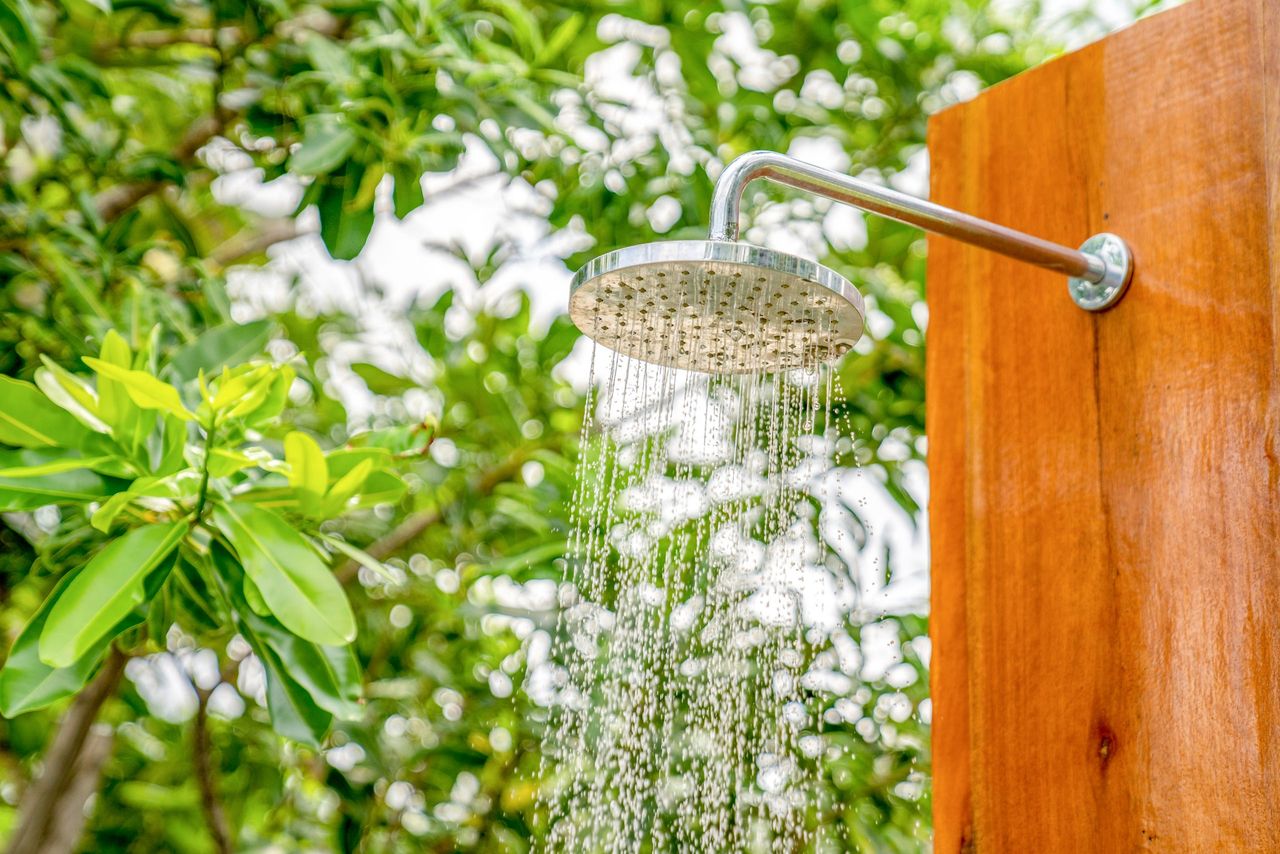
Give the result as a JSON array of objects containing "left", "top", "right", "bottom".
[{"left": 926, "top": 0, "right": 1280, "bottom": 850}]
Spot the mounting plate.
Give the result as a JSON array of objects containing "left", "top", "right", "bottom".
[{"left": 1069, "top": 233, "right": 1134, "bottom": 311}]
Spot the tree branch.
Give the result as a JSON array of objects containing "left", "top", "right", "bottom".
[
  {"left": 207, "top": 219, "right": 299, "bottom": 270},
  {"left": 336, "top": 507, "right": 441, "bottom": 586},
  {"left": 125, "top": 26, "right": 243, "bottom": 49},
  {"left": 335, "top": 448, "right": 532, "bottom": 585},
  {"left": 94, "top": 114, "right": 225, "bottom": 222},
  {"left": 40, "top": 726, "right": 114, "bottom": 854},
  {"left": 117, "top": 8, "right": 341, "bottom": 52},
  {"left": 6, "top": 647, "right": 128, "bottom": 854},
  {"left": 193, "top": 688, "right": 232, "bottom": 854}
]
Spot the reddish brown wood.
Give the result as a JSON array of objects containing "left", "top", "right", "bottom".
[{"left": 926, "top": 1, "right": 1280, "bottom": 850}]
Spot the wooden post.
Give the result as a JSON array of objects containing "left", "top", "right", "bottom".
[{"left": 926, "top": 0, "right": 1280, "bottom": 850}]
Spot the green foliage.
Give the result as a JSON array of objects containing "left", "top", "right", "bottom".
[
  {"left": 0, "top": 0, "right": 604, "bottom": 403},
  {"left": 213, "top": 501, "right": 356, "bottom": 646},
  {"left": 39, "top": 521, "right": 185, "bottom": 668},
  {"left": 0, "top": 333, "right": 410, "bottom": 740},
  {"left": 0, "top": 567, "right": 137, "bottom": 717},
  {"left": 0, "top": 448, "right": 117, "bottom": 510},
  {"left": 0, "top": 375, "right": 93, "bottom": 447}
]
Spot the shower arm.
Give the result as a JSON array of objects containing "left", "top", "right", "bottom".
[{"left": 706, "top": 150, "right": 1134, "bottom": 311}]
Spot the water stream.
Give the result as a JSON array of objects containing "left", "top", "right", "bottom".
[{"left": 537, "top": 289, "right": 908, "bottom": 851}]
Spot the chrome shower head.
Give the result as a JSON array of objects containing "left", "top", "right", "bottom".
[
  {"left": 569, "top": 239, "right": 865, "bottom": 374},
  {"left": 568, "top": 151, "right": 1134, "bottom": 374}
]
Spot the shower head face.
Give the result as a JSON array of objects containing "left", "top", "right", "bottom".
[{"left": 569, "top": 240, "right": 865, "bottom": 374}]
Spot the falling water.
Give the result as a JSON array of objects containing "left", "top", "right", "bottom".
[{"left": 537, "top": 267, "right": 876, "bottom": 852}]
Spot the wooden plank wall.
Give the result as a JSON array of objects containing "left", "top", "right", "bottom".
[{"left": 926, "top": 0, "right": 1280, "bottom": 849}]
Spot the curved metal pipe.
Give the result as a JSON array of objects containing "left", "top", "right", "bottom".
[{"left": 708, "top": 150, "right": 1112, "bottom": 285}]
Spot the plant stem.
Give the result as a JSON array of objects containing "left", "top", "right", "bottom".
[
  {"left": 192, "top": 416, "right": 218, "bottom": 525},
  {"left": 193, "top": 688, "right": 233, "bottom": 854}
]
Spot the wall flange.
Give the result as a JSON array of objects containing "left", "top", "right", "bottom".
[{"left": 1068, "top": 232, "right": 1134, "bottom": 311}]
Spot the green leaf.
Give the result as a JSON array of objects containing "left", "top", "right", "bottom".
[
  {"left": 539, "top": 315, "right": 581, "bottom": 367},
  {"left": 478, "top": 539, "right": 567, "bottom": 577},
  {"left": 37, "top": 357, "right": 98, "bottom": 412},
  {"left": 412, "top": 289, "right": 453, "bottom": 358},
  {"left": 0, "top": 452, "right": 115, "bottom": 477},
  {"left": 355, "top": 159, "right": 384, "bottom": 212},
  {"left": 145, "top": 582, "right": 168, "bottom": 653},
  {"left": 238, "top": 600, "right": 361, "bottom": 720},
  {"left": 116, "top": 782, "right": 200, "bottom": 812},
  {"left": 0, "top": 449, "right": 116, "bottom": 511},
  {"left": 79, "top": 435, "right": 136, "bottom": 477},
  {"left": 242, "top": 575, "right": 271, "bottom": 616},
  {"left": 318, "top": 163, "right": 375, "bottom": 261},
  {"left": 322, "top": 458, "right": 372, "bottom": 516},
  {"left": 214, "top": 543, "right": 332, "bottom": 745},
  {"left": 235, "top": 486, "right": 298, "bottom": 512},
  {"left": 261, "top": 628, "right": 361, "bottom": 721},
  {"left": 391, "top": 164, "right": 424, "bottom": 219},
  {"left": 303, "top": 36, "right": 355, "bottom": 80},
  {"left": 153, "top": 414, "right": 187, "bottom": 477},
  {"left": 243, "top": 368, "right": 294, "bottom": 428},
  {"left": 354, "top": 157, "right": 385, "bottom": 210},
  {"left": 284, "top": 432, "right": 327, "bottom": 516},
  {"left": 93, "top": 331, "right": 136, "bottom": 433},
  {"left": 83, "top": 358, "right": 194, "bottom": 422},
  {"left": 292, "top": 177, "right": 323, "bottom": 217},
  {"left": 318, "top": 533, "right": 395, "bottom": 584},
  {"left": 42, "top": 240, "right": 110, "bottom": 321},
  {"left": 0, "top": 0, "right": 39, "bottom": 74},
  {"left": 507, "top": 89, "right": 559, "bottom": 134},
  {"left": 0, "top": 376, "right": 93, "bottom": 449},
  {"left": 325, "top": 447, "right": 392, "bottom": 478},
  {"left": 257, "top": 638, "right": 333, "bottom": 746},
  {"left": 209, "top": 365, "right": 265, "bottom": 409},
  {"left": 212, "top": 364, "right": 294, "bottom": 426},
  {"left": 168, "top": 556, "right": 221, "bottom": 633},
  {"left": 155, "top": 197, "right": 198, "bottom": 257},
  {"left": 122, "top": 153, "right": 183, "bottom": 185},
  {"left": 221, "top": 543, "right": 360, "bottom": 720},
  {"left": 34, "top": 360, "right": 108, "bottom": 434},
  {"left": 350, "top": 363, "right": 412, "bottom": 396},
  {"left": 207, "top": 448, "right": 254, "bottom": 478},
  {"left": 349, "top": 422, "right": 434, "bottom": 455},
  {"left": 536, "top": 12, "right": 583, "bottom": 64},
  {"left": 167, "top": 320, "right": 272, "bottom": 382},
  {"left": 354, "top": 470, "right": 407, "bottom": 507},
  {"left": 290, "top": 114, "right": 357, "bottom": 177},
  {"left": 0, "top": 573, "right": 141, "bottom": 717},
  {"left": 39, "top": 523, "right": 185, "bottom": 668},
  {"left": 211, "top": 502, "right": 356, "bottom": 645},
  {"left": 90, "top": 491, "right": 134, "bottom": 533}
]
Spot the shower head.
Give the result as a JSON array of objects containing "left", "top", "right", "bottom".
[
  {"left": 569, "top": 151, "right": 1134, "bottom": 374},
  {"left": 568, "top": 239, "right": 865, "bottom": 374}
]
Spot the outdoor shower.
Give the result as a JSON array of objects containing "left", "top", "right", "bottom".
[
  {"left": 553, "top": 1, "right": 1280, "bottom": 848},
  {"left": 569, "top": 150, "right": 1134, "bottom": 372}
]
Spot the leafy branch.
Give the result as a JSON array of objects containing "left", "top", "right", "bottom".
[{"left": 0, "top": 322, "right": 411, "bottom": 752}]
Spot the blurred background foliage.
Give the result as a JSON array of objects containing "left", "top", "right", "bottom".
[{"left": 0, "top": 0, "right": 1170, "bottom": 851}]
